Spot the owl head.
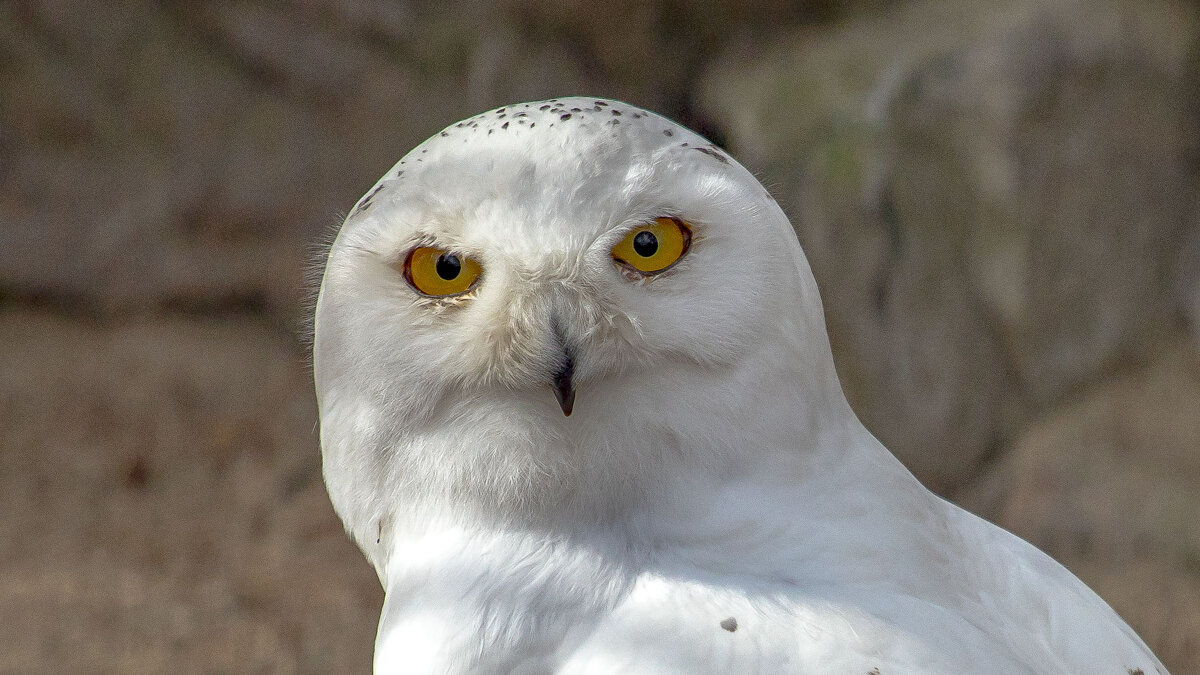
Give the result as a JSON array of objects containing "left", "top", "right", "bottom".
[{"left": 313, "top": 98, "right": 849, "bottom": 567}]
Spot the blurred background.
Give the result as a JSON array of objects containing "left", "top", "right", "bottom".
[{"left": 1, "top": 0, "right": 1198, "bottom": 672}]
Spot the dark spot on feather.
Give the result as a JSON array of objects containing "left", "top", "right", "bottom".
[
  {"left": 1129, "top": 669, "right": 1144, "bottom": 675},
  {"left": 440, "top": 131, "right": 448, "bottom": 137},
  {"left": 561, "top": 114, "right": 572, "bottom": 121},
  {"left": 540, "top": 105, "right": 550, "bottom": 111},
  {"left": 719, "top": 617, "right": 737, "bottom": 632},
  {"left": 570, "top": 107, "right": 581, "bottom": 112},
  {"left": 611, "top": 109, "right": 622, "bottom": 116},
  {"left": 595, "top": 101, "right": 608, "bottom": 106},
  {"left": 501, "top": 122, "right": 509, "bottom": 129},
  {"left": 663, "top": 129, "right": 673, "bottom": 136},
  {"left": 496, "top": 107, "right": 506, "bottom": 113},
  {"left": 693, "top": 146, "right": 730, "bottom": 165}
]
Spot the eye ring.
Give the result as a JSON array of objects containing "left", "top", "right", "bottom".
[
  {"left": 611, "top": 217, "right": 692, "bottom": 276},
  {"left": 402, "top": 246, "right": 482, "bottom": 297}
]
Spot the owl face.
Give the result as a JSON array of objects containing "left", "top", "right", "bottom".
[{"left": 314, "top": 99, "right": 833, "bottom": 536}]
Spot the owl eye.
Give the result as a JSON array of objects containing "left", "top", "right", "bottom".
[
  {"left": 611, "top": 217, "right": 691, "bottom": 275},
  {"left": 403, "top": 246, "right": 482, "bottom": 297}
]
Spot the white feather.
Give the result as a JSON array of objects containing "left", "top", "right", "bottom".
[{"left": 313, "top": 97, "right": 1165, "bottom": 674}]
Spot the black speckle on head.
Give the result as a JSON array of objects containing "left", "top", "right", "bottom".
[
  {"left": 693, "top": 146, "right": 730, "bottom": 165},
  {"left": 663, "top": 129, "right": 673, "bottom": 136},
  {"left": 868, "top": 669, "right": 881, "bottom": 675},
  {"left": 394, "top": 170, "right": 404, "bottom": 178},
  {"left": 488, "top": 129, "right": 493, "bottom": 135},
  {"left": 355, "top": 183, "right": 386, "bottom": 214},
  {"left": 501, "top": 122, "right": 509, "bottom": 130},
  {"left": 611, "top": 109, "right": 622, "bottom": 116},
  {"left": 540, "top": 105, "right": 551, "bottom": 111},
  {"left": 496, "top": 107, "right": 506, "bottom": 113},
  {"left": 440, "top": 131, "right": 448, "bottom": 137},
  {"left": 595, "top": 100, "right": 608, "bottom": 106},
  {"left": 561, "top": 113, "right": 572, "bottom": 121},
  {"left": 498, "top": 113, "right": 506, "bottom": 119},
  {"left": 719, "top": 617, "right": 737, "bottom": 632},
  {"left": 516, "top": 112, "right": 527, "bottom": 117},
  {"left": 570, "top": 107, "right": 581, "bottom": 112},
  {"left": 632, "top": 112, "right": 643, "bottom": 118},
  {"left": 681, "top": 142, "right": 689, "bottom": 147},
  {"left": 1128, "top": 669, "right": 1144, "bottom": 675},
  {"left": 421, "top": 149, "right": 428, "bottom": 153}
]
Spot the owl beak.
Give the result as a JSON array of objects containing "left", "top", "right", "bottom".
[{"left": 551, "top": 349, "right": 576, "bottom": 416}]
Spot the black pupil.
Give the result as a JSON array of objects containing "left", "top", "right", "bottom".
[
  {"left": 633, "top": 231, "right": 658, "bottom": 257},
  {"left": 435, "top": 254, "right": 461, "bottom": 280}
]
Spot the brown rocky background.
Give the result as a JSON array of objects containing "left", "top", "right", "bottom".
[{"left": 1, "top": 0, "right": 1197, "bottom": 672}]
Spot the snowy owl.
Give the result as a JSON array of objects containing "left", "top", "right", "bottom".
[{"left": 313, "top": 98, "right": 1164, "bottom": 673}]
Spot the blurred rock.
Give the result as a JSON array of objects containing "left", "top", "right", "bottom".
[
  {"left": 698, "top": 0, "right": 1200, "bottom": 492},
  {"left": 0, "top": 0, "right": 836, "bottom": 321},
  {"left": 0, "top": 309, "right": 379, "bottom": 672},
  {"left": 964, "top": 342, "right": 1200, "bottom": 670}
]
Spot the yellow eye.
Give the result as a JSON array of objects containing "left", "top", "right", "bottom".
[
  {"left": 611, "top": 217, "right": 691, "bottom": 274},
  {"left": 403, "top": 246, "right": 482, "bottom": 297}
]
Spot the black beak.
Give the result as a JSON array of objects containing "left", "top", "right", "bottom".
[{"left": 551, "top": 349, "right": 576, "bottom": 416}]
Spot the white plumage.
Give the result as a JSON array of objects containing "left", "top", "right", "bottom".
[{"left": 313, "top": 97, "right": 1165, "bottom": 674}]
